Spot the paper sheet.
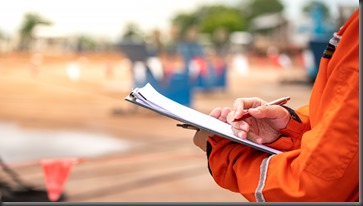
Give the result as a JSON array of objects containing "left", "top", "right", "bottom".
[{"left": 127, "top": 83, "right": 282, "bottom": 155}]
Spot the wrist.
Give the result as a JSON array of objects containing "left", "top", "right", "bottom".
[
  {"left": 276, "top": 105, "right": 301, "bottom": 139},
  {"left": 265, "top": 106, "right": 303, "bottom": 151},
  {"left": 278, "top": 105, "right": 302, "bottom": 139}
]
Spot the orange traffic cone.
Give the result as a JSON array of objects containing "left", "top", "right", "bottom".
[{"left": 40, "top": 158, "right": 82, "bottom": 201}]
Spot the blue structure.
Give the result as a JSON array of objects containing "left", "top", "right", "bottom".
[
  {"left": 120, "top": 36, "right": 228, "bottom": 108},
  {"left": 177, "top": 40, "right": 228, "bottom": 92},
  {"left": 134, "top": 67, "right": 193, "bottom": 107},
  {"left": 307, "top": 4, "right": 336, "bottom": 82},
  {"left": 162, "top": 70, "right": 193, "bottom": 107},
  {"left": 119, "top": 40, "right": 194, "bottom": 107},
  {"left": 194, "top": 60, "right": 227, "bottom": 92}
]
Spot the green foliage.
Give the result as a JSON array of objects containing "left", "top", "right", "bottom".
[
  {"left": 170, "top": 0, "right": 286, "bottom": 41},
  {"left": 240, "top": 0, "right": 284, "bottom": 21},
  {"left": 77, "top": 35, "right": 97, "bottom": 51},
  {"left": 19, "top": 13, "right": 52, "bottom": 38},
  {"left": 171, "top": 4, "right": 247, "bottom": 41},
  {"left": 121, "top": 23, "right": 143, "bottom": 39},
  {"left": 198, "top": 5, "right": 247, "bottom": 33},
  {"left": 171, "top": 12, "right": 199, "bottom": 39},
  {"left": 18, "top": 12, "right": 52, "bottom": 51},
  {"left": 0, "top": 29, "right": 4, "bottom": 40}
]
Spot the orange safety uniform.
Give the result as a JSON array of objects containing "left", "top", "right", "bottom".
[{"left": 206, "top": 9, "right": 359, "bottom": 202}]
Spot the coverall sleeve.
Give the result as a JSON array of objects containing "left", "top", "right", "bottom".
[
  {"left": 205, "top": 104, "right": 312, "bottom": 199},
  {"left": 263, "top": 105, "right": 311, "bottom": 151},
  {"left": 206, "top": 9, "right": 359, "bottom": 202},
  {"left": 207, "top": 79, "right": 358, "bottom": 201}
]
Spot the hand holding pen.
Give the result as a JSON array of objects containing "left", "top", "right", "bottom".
[
  {"left": 227, "top": 96, "right": 292, "bottom": 144},
  {"left": 177, "top": 97, "right": 291, "bottom": 132},
  {"left": 187, "top": 96, "right": 292, "bottom": 147},
  {"left": 231, "top": 96, "right": 291, "bottom": 122}
]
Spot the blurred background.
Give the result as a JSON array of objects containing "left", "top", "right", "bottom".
[{"left": 0, "top": 0, "right": 359, "bottom": 202}]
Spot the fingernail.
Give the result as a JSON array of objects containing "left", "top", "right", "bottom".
[
  {"left": 235, "top": 111, "right": 240, "bottom": 118},
  {"left": 227, "top": 114, "right": 233, "bottom": 123},
  {"left": 257, "top": 138, "right": 262, "bottom": 144},
  {"left": 238, "top": 131, "right": 244, "bottom": 139}
]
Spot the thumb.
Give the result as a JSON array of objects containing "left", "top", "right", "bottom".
[{"left": 248, "top": 105, "right": 284, "bottom": 119}]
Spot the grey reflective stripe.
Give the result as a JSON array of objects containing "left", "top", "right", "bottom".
[
  {"left": 329, "top": 32, "right": 342, "bottom": 48},
  {"left": 255, "top": 155, "right": 274, "bottom": 202}
]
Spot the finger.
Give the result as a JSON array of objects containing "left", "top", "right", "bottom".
[
  {"left": 227, "top": 111, "right": 236, "bottom": 123},
  {"left": 233, "top": 97, "right": 264, "bottom": 120},
  {"left": 246, "top": 131, "right": 263, "bottom": 145},
  {"left": 248, "top": 105, "right": 288, "bottom": 120},
  {"left": 230, "top": 120, "right": 250, "bottom": 131},
  {"left": 232, "top": 98, "right": 245, "bottom": 119},
  {"left": 231, "top": 127, "right": 248, "bottom": 140},
  {"left": 219, "top": 107, "right": 231, "bottom": 122},
  {"left": 239, "top": 121, "right": 250, "bottom": 131},
  {"left": 209, "top": 107, "right": 222, "bottom": 118}
]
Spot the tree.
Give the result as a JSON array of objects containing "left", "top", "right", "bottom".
[
  {"left": 0, "top": 29, "right": 5, "bottom": 40},
  {"left": 18, "top": 13, "right": 52, "bottom": 51},
  {"left": 76, "top": 35, "right": 97, "bottom": 52},
  {"left": 198, "top": 5, "right": 247, "bottom": 33},
  {"left": 171, "top": 5, "right": 246, "bottom": 41},
  {"left": 239, "top": 0, "right": 284, "bottom": 27},
  {"left": 171, "top": 12, "right": 199, "bottom": 40},
  {"left": 120, "top": 22, "right": 145, "bottom": 43}
]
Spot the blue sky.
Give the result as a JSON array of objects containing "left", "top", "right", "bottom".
[{"left": 0, "top": 0, "right": 358, "bottom": 41}]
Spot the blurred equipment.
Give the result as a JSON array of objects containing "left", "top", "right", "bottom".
[
  {"left": 118, "top": 38, "right": 194, "bottom": 107},
  {"left": 0, "top": 156, "right": 66, "bottom": 202}
]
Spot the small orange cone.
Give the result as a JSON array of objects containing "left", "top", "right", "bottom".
[{"left": 40, "top": 158, "right": 82, "bottom": 201}]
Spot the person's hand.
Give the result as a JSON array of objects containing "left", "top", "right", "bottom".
[
  {"left": 227, "top": 97, "right": 290, "bottom": 145},
  {"left": 193, "top": 107, "right": 231, "bottom": 151}
]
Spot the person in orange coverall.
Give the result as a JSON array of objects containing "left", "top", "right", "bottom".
[{"left": 193, "top": 9, "right": 359, "bottom": 202}]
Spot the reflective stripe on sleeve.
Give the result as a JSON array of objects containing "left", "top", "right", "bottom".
[{"left": 255, "top": 155, "right": 275, "bottom": 202}]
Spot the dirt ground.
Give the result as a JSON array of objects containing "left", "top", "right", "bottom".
[{"left": 0, "top": 52, "right": 312, "bottom": 202}]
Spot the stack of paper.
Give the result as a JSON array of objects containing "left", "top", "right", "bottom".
[{"left": 125, "top": 83, "right": 282, "bottom": 155}]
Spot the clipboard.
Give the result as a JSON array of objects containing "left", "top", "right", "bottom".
[{"left": 125, "top": 83, "right": 282, "bottom": 155}]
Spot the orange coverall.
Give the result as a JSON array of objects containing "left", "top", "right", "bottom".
[{"left": 206, "top": 9, "right": 359, "bottom": 202}]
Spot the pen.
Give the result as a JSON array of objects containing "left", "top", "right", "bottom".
[
  {"left": 233, "top": 96, "right": 291, "bottom": 122},
  {"left": 176, "top": 123, "right": 200, "bottom": 131}
]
